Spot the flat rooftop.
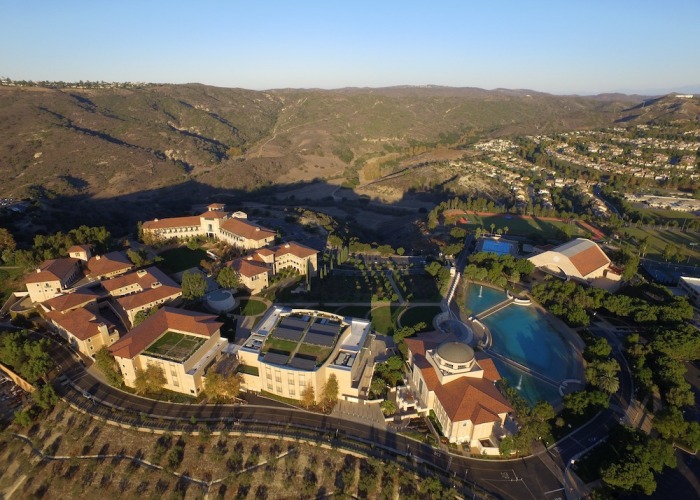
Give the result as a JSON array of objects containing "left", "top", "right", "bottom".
[{"left": 143, "top": 330, "right": 206, "bottom": 363}]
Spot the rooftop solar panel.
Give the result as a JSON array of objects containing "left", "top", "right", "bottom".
[
  {"left": 305, "top": 332, "right": 336, "bottom": 347},
  {"left": 280, "top": 318, "right": 309, "bottom": 329},
  {"left": 272, "top": 327, "right": 304, "bottom": 341},
  {"left": 308, "top": 323, "right": 340, "bottom": 334},
  {"left": 290, "top": 356, "right": 316, "bottom": 370},
  {"left": 263, "top": 352, "right": 290, "bottom": 365}
]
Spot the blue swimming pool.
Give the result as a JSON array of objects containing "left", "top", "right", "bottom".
[
  {"left": 481, "top": 239, "right": 514, "bottom": 256},
  {"left": 466, "top": 284, "right": 578, "bottom": 405}
]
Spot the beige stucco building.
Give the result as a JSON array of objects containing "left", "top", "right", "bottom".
[
  {"left": 109, "top": 307, "right": 229, "bottom": 396},
  {"left": 142, "top": 207, "right": 276, "bottom": 250},
  {"left": 24, "top": 258, "right": 83, "bottom": 303},
  {"left": 404, "top": 338, "right": 512, "bottom": 449},
  {"left": 236, "top": 306, "right": 378, "bottom": 403},
  {"left": 528, "top": 238, "right": 617, "bottom": 287}
]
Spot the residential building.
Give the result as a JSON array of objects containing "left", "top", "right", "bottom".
[
  {"left": 227, "top": 258, "right": 270, "bottom": 294},
  {"left": 67, "top": 244, "right": 92, "bottom": 262},
  {"left": 101, "top": 267, "right": 182, "bottom": 327},
  {"left": 225, "top": 241, "right": 319, "bottom": 294},
  {"left": 24, "top": 258, "right": 82, "bottom": 303},
  {"left": 142, "top": 208, "right": 276, "bottom": 250},
  {"left": 46, "top": 306, "right": 120, "bottom": 358},
  {"left": 87, "top": 251, "right": 134, "bottom": 279},
  {"left": 237, "top": 306, "right": 379, "bottom": 403},
  {"left": 109, "top": 307, "right": 228, "bottom": 396},
  {"left": 404, "top": 338, "right": 512, "bottom": 450}
]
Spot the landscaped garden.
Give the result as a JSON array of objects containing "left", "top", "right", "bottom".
[
  {"left": 399, "top": 306, "right": 441, "bottom": 331},
  {"left": 158, "top": 247, "right": 209, "bottom": 273},
  {"left": 234, "top": 298, "right": 268, "bottom": 316}
]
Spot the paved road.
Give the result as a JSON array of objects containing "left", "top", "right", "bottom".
[{"left": 14, "top": 305, "right": 635, "bottom": 500}]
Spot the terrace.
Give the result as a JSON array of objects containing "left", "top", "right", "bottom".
[
  {"left": 143, "top": 330, "right": 206, "bottom": 363},
  {"left": 255, "top": 311, "right": 346, "bottom": 369}
]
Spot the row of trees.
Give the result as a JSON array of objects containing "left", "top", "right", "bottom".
[
  {"left": 463, "top": 252, "right": 535, "bottom": 289},
  {"left": 0, "top": 330, "right": 53, "bottom": 383},
  {"left": 300, "top": 373, "right": 339, "bottom": 413},
  {"left": 2, "top": 225, "right": 112, "bottom": 268}
]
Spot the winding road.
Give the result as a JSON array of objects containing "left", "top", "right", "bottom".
[{"left": 40, "top": 329, "right": 635, "bottom": 500}]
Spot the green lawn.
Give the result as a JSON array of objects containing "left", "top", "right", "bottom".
[
  {"left": 144, "top": 330, "right": 205, "bottom": 361},
  {"left": 399, "top": 306, "right": 442, "bottom": 331},
  {"left": 371, "top": 305, "right": 405, "bottom": 335},
  {"left": 158, "top": 247, "right": 209, "bottom": 273},
  {"left": 620, "top": 227, "right": 700, "bottom": 265},
  {"left": 235, "top": 298, "right": 268, "bottom": 316},
  {"left": 456, "top": 214, "right": 588, "bottom": 240},
  {"left": 263, "top": 337, "right": 297, "bottom": 354},
  {"left": 296, "top": 343, "right": 334, "bottom": 364}
]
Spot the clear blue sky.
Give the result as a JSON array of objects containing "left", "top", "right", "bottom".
[{"left": 2, "top": 0, "right": 699, "bottom": 95}]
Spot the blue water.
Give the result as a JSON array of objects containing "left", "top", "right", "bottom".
[
  {"left": 466, "top": 284, "right": 576, "bottom": 405},
  {"left": 481, "top": 239, "right": 513, "bottom": 256},
  {"left": 465, "top": 284, "right": 505, "bottom": 315}
]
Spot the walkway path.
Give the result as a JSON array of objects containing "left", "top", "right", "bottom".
[
  {"left": 474, "top": 297, "right": 514, "bottom": 320},
  {"left": 484, "top": 349, "right": 562, "bottom": 388}
]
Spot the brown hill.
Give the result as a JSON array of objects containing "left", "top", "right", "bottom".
[{"left": 0, "top": 84, "right": 663, "bottom": 205}]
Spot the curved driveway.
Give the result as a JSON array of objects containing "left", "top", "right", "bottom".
[{"left": 45, "top": 319, "right": 632, "bottom": 500}]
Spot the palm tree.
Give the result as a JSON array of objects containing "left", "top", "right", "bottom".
[
  {"left": 503, "top": 226, "right": 509, "bottom": 237},
  {"left": 490, "top": 223, "right": 496, "bottom": 235},
  {"left": 598, "top": 374, "right": 620, "bottom": 395}
]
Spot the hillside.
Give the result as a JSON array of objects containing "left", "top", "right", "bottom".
[{"left": 4, "top": 84, "right": 693, "bottom": 234}]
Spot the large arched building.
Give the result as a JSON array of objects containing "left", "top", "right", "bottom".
[{"left": 528, "top": 238, "right": 619, "bottom": 287}]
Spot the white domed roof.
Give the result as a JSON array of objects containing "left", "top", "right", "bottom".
[{"left": 436, "top": 341, "right": 474, "bottom": 364}]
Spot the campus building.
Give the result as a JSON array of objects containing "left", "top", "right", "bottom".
[
  {"left": 86, "top": 251, "right": 134, "bottom": 279},
  {"left": 679, "top": 276, "right": 700, "bottom": 307},
  {"left": 225, "top": 241, "right": 319, "bottom": 294},
  {"left": 24, "top": 258, "right": 83, "bottom": 303},
  {"left": 404, "top": 338, "right": 512, "bottom": 450},
  {"left": 142, "top": 207, "right": 276, "bottom": 250},
  {"left": 528, "top": 238, "right": 620, "bottom": 288},
  {"left": 101, "top": 267, "right": 182, "bottom": 327},
  {"left": 236, "top": 306, "right": 379, "bottom": 403},
  {"left": 109, "top": 307, "right": 229, "bottom": 395}
]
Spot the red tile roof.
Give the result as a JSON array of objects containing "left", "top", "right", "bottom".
[
  {"left": 42, "top": 290, "right": 100, "bottom": 312},
  {"left": 101, "top": 267, "right": 177, "bottom": 294},
  {"left": 568, "top": 245, "right": 610, "bottom": 277},
  {"left": 109, "top": 307, "right": 222, "bottom": 359},
  {"left": 67, "top": 244, "right": 92, "bottom": 254},
  {"left": 116, "top": 284, "right": 182, "bottom": 312},
  {"left": 271, "top": 241, "right": 318, "bottom": 259},
  {"left": 434, "top": 377, "right": 512, "bottom": 424},
  {"left": 228, "top": 258, "right": 270, "bottom": 278},
  {"left": 200, "top": 211, "right": 229, "bottom": 220},
  {"left": 404, "top": 337, "right": 441, "bottom": 391},
  {"left": 220, "top": 218, "right": 276, "bottom": 241},
  {"left": 475, "top": 353, "right": 501, "bottom": 382},
  {"left": 47, "top": 307, "right": 114, "bottom": 341},
  {"left": 25, "top": 258, "right": 80, "bottom": 284},
  {"left": 87, "top": 251, "right": 133, "bottom": 277},
  {"left": 142, "top": 216, "right": 201, "bottom": 230}
]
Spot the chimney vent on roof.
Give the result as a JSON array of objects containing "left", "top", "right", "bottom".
[{"left": 137, "top": 269, "right": 147, "bottom": 277}]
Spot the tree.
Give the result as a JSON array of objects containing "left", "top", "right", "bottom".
[
  {"left": 181, "top": 270, "right": 207, "bottom": 301},
  {"left": 127, "top": 248, "right": 150, "bottom": 267},
  {"left": 216, "top": 266, "right": 240, "bottom": 289},
  {"left": 133, "top": 364, "right": 166, "bottom": 395},
  {"left": 320, "top": 374, "right": 339, "bottom": 412},
  {"left": 369, "top": 377, "right": 386, "bottom": 398},
  {"left": 21, "top": 339, "right": 53, "bottom": 383},
  {"left": 564, "top": 390, "right": 609, "bottom": 415},
  {"left": 32, "top": 383, "right": 58, "bottom": 411},
  {"left": 652, "top": 406, "right": 687, "bottom": 440},
  {"left": 203, "top": 372, "right": 242, "bottom": 402},
  {"left": 94, "top": 347, "right": 123, "bottom": 386},
  {"left": 380, "top": 400, "right": 397, "bottom": 416},
  {"left": 132, "top": 305, "right": 158, "bottom": 327},
  {"left": 300, "top": 383, "right": 315, "bottom": 409}
]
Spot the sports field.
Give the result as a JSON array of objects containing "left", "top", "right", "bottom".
[
  {"left": 621, "top": 227, "right": 700, "bottom": 265},
  {"left": 144, "top": 331, "right": 206, "bottom": 362},
  {"left": 459, "top": 213, "right": 589, "bottom": 240}
]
